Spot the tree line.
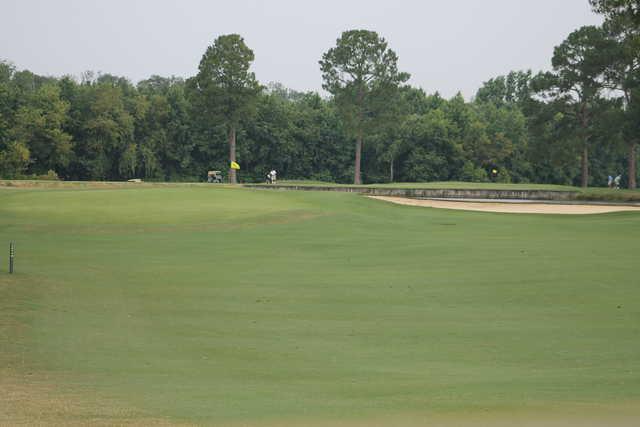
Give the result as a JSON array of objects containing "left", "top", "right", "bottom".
[{"left": 0, "top": 0, "right": 637, "bottom": 188}]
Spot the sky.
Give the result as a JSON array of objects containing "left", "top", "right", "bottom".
[{"left": 1, "top": 0, "right": 603, "bottom": 98}]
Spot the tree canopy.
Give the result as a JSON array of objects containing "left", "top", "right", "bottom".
[
  {"left": 188, "top": 34, "right": 261, "bottom": 184},
  {"left": 320, "top": 30, "right": 410, "bottom": 184},
  {"left": 1, "top": 8, "right": 639, "bottom": 188}
]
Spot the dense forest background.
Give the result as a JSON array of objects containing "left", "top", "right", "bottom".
[{"left": 1, "top": 1, "right": 638, "bottom": 187}]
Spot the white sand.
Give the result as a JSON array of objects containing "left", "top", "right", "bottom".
[{"left": 369, "top": 196, "right": 640, "bottom": 215}]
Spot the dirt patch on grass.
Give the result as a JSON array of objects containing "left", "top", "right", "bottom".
[
  {"left": 0, "top": 278, "right": 187, "bottom": 426},
  {"left": 370, "top": 196, "right": 640, "bottom": 215},
  {"left": 0, "top": 369, "right": 190, "bottom": 426}
]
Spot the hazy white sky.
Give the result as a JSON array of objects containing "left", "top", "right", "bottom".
[{"left": 2, "top": 0, "right": 602, "bottom": 98}]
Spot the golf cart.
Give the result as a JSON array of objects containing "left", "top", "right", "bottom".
[{"left": 207, "top": 170, "right": 223, "bottom": 183}]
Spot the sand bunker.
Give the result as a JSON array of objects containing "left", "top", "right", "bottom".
[{"left": 370, "top": 196, "right": 640, "bottom": 215}]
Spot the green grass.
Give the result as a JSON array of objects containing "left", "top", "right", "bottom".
[
  {"left": 4, "top": 179, "right": 640, "bottom": 202},
  {"left": 577, "top": 187, "right": 640, "bottom": 203},
  {"left": 1, "top": 186, "right": 640, "bottom": 425}
]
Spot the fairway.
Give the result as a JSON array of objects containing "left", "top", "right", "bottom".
[{"left": 1, "top": 186, "right": 640, "bottom": 425}]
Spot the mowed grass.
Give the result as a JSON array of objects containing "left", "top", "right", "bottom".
[{"left": 1, "top": 186, "right": 639, "bottom": 425}]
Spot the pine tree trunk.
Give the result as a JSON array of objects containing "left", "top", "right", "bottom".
[
  {"left": 354, "top": 130, "right": 362, "bottom": 185},
  {"left": 390, "top": 158, "right": 394, "bottom": 183},
  {"left": 629, "top": 142, "right": 637, "bottom": 190},
  {"left": 581, "top": 144, "right": 589, "bottom": 188},
  {"left": 228, "top": 126, "right": 237, "bottom": 184}
]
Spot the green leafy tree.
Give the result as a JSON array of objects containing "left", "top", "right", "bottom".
[
  {"left": 244, "top": 92, "right": 296, "bottom": 181},
  {"left": 290, "top": 93, "right": 351, "bottom": 183},
  {"left": 189, "top": 34, "right": 262, "bottom": 184},
  {"left": 591, "top": 0, "right": 640, "bottom": 188},
  {"left": 0, "top": 61, "right": 16, "bottom": 176},
  {"left": 10, "top": 84, "right": 72, "bottom": 175},
  {"left": 75, "top": 82, "right": 135, "bottom": 180},
  {"left": 540, "top": 26, "right": 616, "bottom": 187},
  {"left": 138, "top": 76, "right": 194, "bottom": 180},
  {"left": 119, "top": 143, "right": 137, "bottom": 178},
  {"left": 475, "top": 71, "right": 533, "bottom": 107},
  {"left": 0, "top": 141, "right": 30, "bottom": 178},
  {"left": 0, "top": 61, "right": 15, "bottom": 145},
  {"left": 320, "top": 30, "right": 410, "bottom": 184},
  {"left": 590, "top": 0, "right": 640, "bottom": 24},
  {"left": 476, "top": 102, "right": 529, "bottom": 180},
  {"left": 400, "top": 109, "right": 463, "bottom": 182}
]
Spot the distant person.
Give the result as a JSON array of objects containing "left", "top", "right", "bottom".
[
  {"left": 270, "top": 170, "right": 277, "bottom": 184},
  {"left": 614, "top": 174, "right": 622, "bottom": 189},
  {"left": 266, "top": 172, "right": 272, "bottom": 184},
  {"left": 608, "top": 175, "right": 613, "bottom": 188}
]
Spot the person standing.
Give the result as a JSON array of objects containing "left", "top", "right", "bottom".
[{"left": 614, "top": 174, "right": 622, "bottom": 189}]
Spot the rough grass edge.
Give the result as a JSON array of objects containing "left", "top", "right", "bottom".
[{"left": 2, "top": 179, "right": 640, "bottom": 203}]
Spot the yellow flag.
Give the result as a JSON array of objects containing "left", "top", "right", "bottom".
[{"left": 230, "top": 161, "right": 240, "bottom": 170}]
